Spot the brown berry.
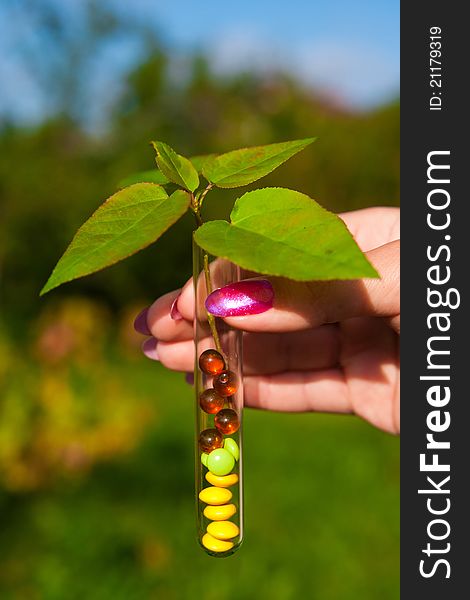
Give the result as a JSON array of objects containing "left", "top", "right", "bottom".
[
  {"left": 199, "top": 349, "right": 225, "bottom": 376},
  {"left": 198, "top": 428, "right": 224, "bottom": 453},
  {"left": 214, "top": 408, "right": 240, "bottom": 435},
  {"left": 213, "top": 370, "right": 238, "bottom": 397},
  {"left": 199, "top": 388, "right": 225, "bottom": 414}
]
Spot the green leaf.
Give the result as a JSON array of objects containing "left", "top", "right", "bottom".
[
  {"left": 194, "top": 188, "right": 378, "bottom": 281},
  {"left": 190, "top": 154, "right": 217, "bottom": 174},
  {"left": 41, "top": 185, "right": 191, "bottom": 295},
  {"left": 202, "top": 138, "right": 316, "bottom": 188},
  {"left": 118, "top": 169, "right": 169, "bottom": 188},
  {"left": 152, "top": 141, "right": 199, "bottom": 192}
]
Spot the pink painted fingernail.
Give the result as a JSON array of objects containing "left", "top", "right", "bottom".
[
  {"left": 134, "top": 307, "right": 151, "bottom": 335},
  {"left": 142, "top": 337, "right": 159, "bottom": 361},
  {"left": 185, "top": 372, "right": 194, "bottom": 386},
  {"left": 170, "top": 293, "right": 183, "bottom": 321},
  {"left": 205, "top": 279, "right": 274, "bottom": 317}
]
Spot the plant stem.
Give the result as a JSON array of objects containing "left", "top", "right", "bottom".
[
  {"left": 198, "top": 183, "right": 213, "bottom": 210},
  {"left": 192, "top": 190, "right": 223, "bottom": 356},
  {"left": 202, "top": 253, "right": 223, "bottom": 355}
]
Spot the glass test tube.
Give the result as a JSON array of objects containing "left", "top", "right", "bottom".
[{"left": 193, "top": 239, "right": 244, "bottom": 557}]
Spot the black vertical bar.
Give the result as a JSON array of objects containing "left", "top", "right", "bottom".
[{"left": 401, "top": 2, "right": 469, "bottom": 598}]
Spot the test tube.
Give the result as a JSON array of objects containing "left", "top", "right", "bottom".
[{"left": 193, "top": 240, "right": 244, "bottom": 557}]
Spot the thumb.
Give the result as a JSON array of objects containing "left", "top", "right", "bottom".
[{"left": 206, "top": 240, "right": 400, "bottom": 333}]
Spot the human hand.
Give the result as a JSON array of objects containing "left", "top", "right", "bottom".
[{"left": 135, "top": 207, "right": 400, "bottom": 434}]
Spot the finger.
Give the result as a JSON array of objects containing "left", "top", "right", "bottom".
[
  {"left": 339, "top": 207, "right": 400, "bottom": 251},
  {"left": 244, "top": 369, "right": 351, "bottom": 413},
  {"left": 152, "top": 259, "right": 273, "bottom": 328},
  {"left": 156, "top": 325, "right": 340, "bottom": 375},
  {"left": 155, "top": 338, "right": 375, "bottom": 423},
  {"left": 146, "top": 270, "right": 217, "bottom": 342},
  {"left": 244, "top": 326, "right": 339, "bottom": 374},
  {"left": 219, "top": 240, "right": 400, "bottom": 333},
  {"left": 243, "top": 365, "right": 398, "bottom": 434},
  {"left": 244, "top": 318, "right": 399, "bottom": 433},
  {"left": 147, "top": 288, "right": 193, "bottom": 342}
]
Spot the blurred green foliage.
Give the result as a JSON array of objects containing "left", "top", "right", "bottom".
[{"left": 0, "top": 4, "right": 399, "bottom": 597}]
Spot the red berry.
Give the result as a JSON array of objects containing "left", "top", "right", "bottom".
[
  {"left": 213, "top": 370, "right": 238, "bottom": 397},
  {"left": 198, "top": 428, "right": 224, "bottom": 453},
  {"left": 199, "top": 388, "right": 225, "bottom": 414},
  {"left": 214, "top": 408, "right": 240, "bottom": 435},
  {"left": 199, "top": 349, "right": 225, "bottom": 376}
]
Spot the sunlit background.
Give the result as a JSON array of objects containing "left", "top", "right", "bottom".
[{"left": 0, "top": 1, "right": 399, "bottom": 598}]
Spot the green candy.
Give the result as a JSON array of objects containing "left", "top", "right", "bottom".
[
  {"left": 224, "top": 438, "right": 240, "bottom": 461},
  {"left": 207, "top": 448, "right": 235, "bottom": 476},
  {"left": 201, "top": 452, "right": 209, "bottom": 467}
]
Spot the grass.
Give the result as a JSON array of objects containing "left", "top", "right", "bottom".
[{"left": 0, "top": 360, "right": 399, "bottom": 599}]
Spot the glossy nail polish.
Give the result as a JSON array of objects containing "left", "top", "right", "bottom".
[
  {"left": 134, "top": 307, "right": 151, "bottom": 335},
  {"left": 170, "top": 294, "right": 183, "bottom": 321},
  {"left": 142, "top": 337, "right": 159, "bottom": 361},
  {"left": 205, "top": 279, "right": 274, "bottom": 317}
]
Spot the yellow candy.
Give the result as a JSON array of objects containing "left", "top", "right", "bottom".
[
  {"left": 199, "top": 486, "right": 232, "bottom": 505},
  {"left": 203, "top": 503, "right": 237, "bottom": 521},
  {"left": 201, "top": 533, "right": 234, "bottom": 553},
  {"left": 205, "top": 472, "right": 239, "bottom": 488},
  {"left": 207, "top": 520, "right": 240, "bottom": 541}
]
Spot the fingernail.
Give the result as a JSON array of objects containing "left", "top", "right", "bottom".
[
  {"left": 205, "top": 279, "right": 274, "bottom": 317},
  {"left": 142, "top": 337, "right": 159, "bottom": 361},
  {"left": 185, "top": 372, "right": 194, "bottom": 386},
  {"left": 134, "top": 307, "right": 151, "bottom": 335},
  {"left": 170, "top": 293, "right": 183, "bottom": 321}
]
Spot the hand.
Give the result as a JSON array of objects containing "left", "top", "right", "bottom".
[{"left": 135, "top": 207, "right": 400, "bottom": 434}]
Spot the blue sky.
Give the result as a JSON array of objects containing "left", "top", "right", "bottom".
[
  {"left": 0, "top": 0, "right": 399, "bottom": 125},
  {"left": 126, "top": 0, "right": 400, "bottom": 106}
]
